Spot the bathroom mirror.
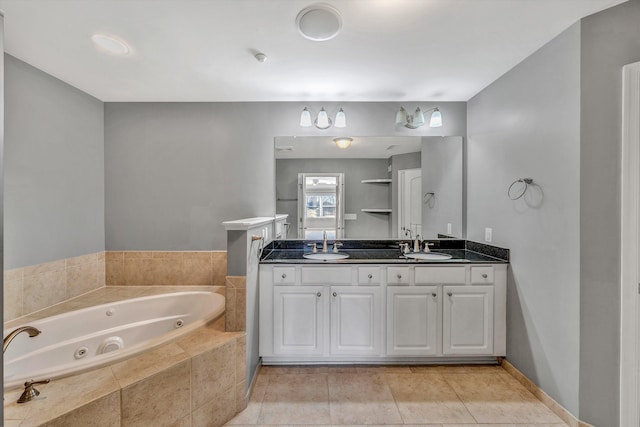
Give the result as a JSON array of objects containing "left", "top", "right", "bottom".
[{"left": 275, "top": 136, "right": 464, "bottom": 239}]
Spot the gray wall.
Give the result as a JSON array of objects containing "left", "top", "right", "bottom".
[
  {"left": 389, "top": 152, "right": 421, "bottom": 237},
  {"left": 422, "top": 136, "right": 463, "bottom": 239},
  {"left": 4, "top": 55, "right": 105, "bottom": 269},
  {"left": 276, "top": 158, "right": 390, "bottom": 239},
  {"left": 104, "top": 102, "right": 466, "bottom": 250},
  {"left": 579, "top": 1, "right": 640, "bottom": 425},
  {"left": 467, "top": 23, "right": 582, "bottom": 415}
]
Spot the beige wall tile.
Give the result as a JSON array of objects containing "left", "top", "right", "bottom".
[
  {"left": 97, "top": 259, "right": 106, "bottom": 287},
  {"left": 23, "top": 270, "right": 66, "bottom": 313},
  {"left": 183, "top": 257, "right": 213, "bottom": 286},
  {"left": 124, "top": 251, "right": 153, "bottom": 259},
  {"left": 235, "top": 289, "right": 246, "bottom": 332},
  {"left": 4, "top": 278, "right": 23, "bottom": 322},
  {"left": 41, "top": 391, "right": 121, "bottom": 427},
  {"left": 183, "top": 251, "right": 212, "bottom": 260},
  {"left": 4, "top": 268, "right": 23, "bottom": 282},
  {"left": 212, "top": 252, "right": 227, "bottom": 285},
  {"left": 191, "top": 339, "right": 237, "bottom": 409},
  {"left": 225, "top": 288, "right": 237, "bottom": 332},
  {"left": 122, "top": 360, "right": 191, "bottom": 426},
  {"left": 236, "top": 379, "right": 248, "bottom": 412},
  {"left": 152, "top": 258, "right": 183, "bottom": 286},
  {"left": 170, "top": 415, "right": 191, "bottom": 427},
  {"left": 226, "top": 275, "right": 246, "bottom": 289},
  {"left": 66, "top": 252, "right": 98, "bottom": 267},
  {"left": 24, "top": 259, "right": 65, "bottom": 277},
  {"left": 192, "top": 386, "right": 237, "bottom": 427},
  {"left": 111, "top": 343, "right": 190, "bottom": 389},
  {"left": 105, "top": 251, "right": 124, "bottom": 261},
  {"left": 66, "top": 262, "right": 99, "bottom": 299},
  {"left": 106, "top": 258, "right": 125, "bottom": 286},
  {"left": 153, "top": 251, "right": 184, "bottom": 259},
  {"left": 97, "top": 251, "right": 106, "bottom": 262},
  {"left": 236, "top": 335, "right": 247, "bottom": 382},
  {"left": 124, "top": 258, "right": 154, "bottom": 285}
]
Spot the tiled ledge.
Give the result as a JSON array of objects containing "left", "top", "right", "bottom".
[{"left": 3, "top": 287, "right": 245, "bottom": 427}]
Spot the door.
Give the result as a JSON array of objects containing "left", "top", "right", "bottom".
[
  {"left": 387, "top": 286, "right": 438, "bottom": 356},
  {"left": 298, "top": 173, "right": 344, "bottom": 239},
  {"left": 273, "top": 286, "right": 324, "bottom": 355},
  {"left": 330, "top": 286, "right": 382, "bottom": 355},
  {"left": 443, "top": 285, "right": 494, "bottom": 355},
  {"left": 398, "top": 168, "right": 422, "bottom": 238}
]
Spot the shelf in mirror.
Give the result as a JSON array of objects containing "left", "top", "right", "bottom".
[
  {"left": 361, "top": 208, "right": 392, "bottom": 213},
  {"left": 361, "top": 179, "right": 392, "bottom": 184}
]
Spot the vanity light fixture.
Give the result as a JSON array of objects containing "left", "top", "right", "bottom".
[
  {"left": 395, "top": 106, "right": 443, "bottom": 129},
  {"left": 300, "top": 107, "right": 347, "bottom": 129},
  {"left": 91, "top": 34, "right": 132, "bottom": 55},
  {"left": 333, "top": 137, "right": 352, "bottom": 149}
]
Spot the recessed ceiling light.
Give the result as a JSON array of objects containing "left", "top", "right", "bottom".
[
  {"left": 91, "top": 34, "right": 131, "bottom": 55},
  {"left": 296, "top": 4, "right": 343, "bottom": 42}
]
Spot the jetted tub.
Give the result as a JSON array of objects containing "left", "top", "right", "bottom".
[{"left": 3, "top": 291, "right": 225, "bottom": 389}]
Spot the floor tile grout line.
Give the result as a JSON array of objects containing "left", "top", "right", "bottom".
[{"left": 440, "top": 369, "right": 481, "bottom": 424}]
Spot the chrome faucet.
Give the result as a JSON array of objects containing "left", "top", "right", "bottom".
[
  {"left": 3, "top": 326, "right": 41, "bottom": 353},
  {"left": 413, "top": 234, "right": 422, "bottom": 252},
  {"left": 322, "top": 230, "right": 328, "bottom": 253},
  {"left": 403, "top": 227, "right": 413, "bottom": 241}
]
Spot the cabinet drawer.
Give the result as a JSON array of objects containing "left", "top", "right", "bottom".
[
  {"left": 273, "top": 267, "right": 296, "bottom": 284},
  {"left": 358, "top": 267, "right": 381, "bottom": 284},
  {"left": 471, "top": 266, "right": 494, "bottom": 284},
  {"left": 302, "top": 267, "right": 351, "bottom": 284},
  {"left": 387, "top": 267, "right": 410, "bottom": 284},
  {"left": 415, "top": 266, "right": 466, "bottom": 284}
]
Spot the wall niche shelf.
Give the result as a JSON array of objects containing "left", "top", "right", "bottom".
[
  {"left": 361, "top": 179, "right": 392, "bottom": 184},
  {"left": 361, "top": 208, "right": 392, "bottom": 213}
]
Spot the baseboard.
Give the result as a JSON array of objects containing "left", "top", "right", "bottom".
[{"left": 501, "top": 359, "right": 594, "bottom": 427}]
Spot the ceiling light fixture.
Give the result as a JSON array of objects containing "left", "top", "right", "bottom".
[
  {"left": 395, "top": 107, "right": 443, "bottom": 129},
  {"left": 91, "top": 34, "right": 131, "bottom": 55},
  {"left": 254, "top": 52, "right": 267, "bottom": 63},
  {"left": 300, "top": 107, "right": 347, "bottom": 129},
  {"left": 296, "top": 4, "right": 343, "bottom": 42},
  {"left": 333, "top": 137, "right": 352, "bottom": 149}
]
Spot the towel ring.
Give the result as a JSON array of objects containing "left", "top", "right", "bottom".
[
  {"left": 423, "top": 192, "right": 435, "bottom": 204},
  {"left": 508, "top": 178, "right": 534, "bottom": 200}
]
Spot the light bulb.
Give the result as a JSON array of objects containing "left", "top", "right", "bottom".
[{"left": 333, "top": 137, "right": 352, "bottom": 149}]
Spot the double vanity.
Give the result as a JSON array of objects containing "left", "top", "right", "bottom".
[{"left": 259, "top": 239, "right": 508, "bottom": 364}]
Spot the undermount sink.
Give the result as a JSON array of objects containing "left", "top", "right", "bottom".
[
  {"left": 404, "top": 252, "right": 453, "bottom": 260},
  {"left": 303, "top": 252, "right": 350, "bottom": 261}
]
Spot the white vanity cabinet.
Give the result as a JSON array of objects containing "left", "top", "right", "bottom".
[{"left": 260, "top": 263, "right": 507, "bottom": 363}]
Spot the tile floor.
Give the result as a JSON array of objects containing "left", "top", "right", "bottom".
[{"left": 225, "top": 365, "right": 568, "bottom": 427}]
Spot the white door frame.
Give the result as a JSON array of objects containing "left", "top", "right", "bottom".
[
  {"left": 398, "top": 168, "right": 421, "bottom": 238},
  {"left": 620, "top": 61, "right": 640, "bottom": 427}
]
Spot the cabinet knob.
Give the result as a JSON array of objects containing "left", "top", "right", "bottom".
[
  {"left": 432, "top": 293, "right": 437, "bottom": 298},
  {"left": 332, "top": 292, "right": 337, "bottom": 297},
  {"left": 281, "top": 273, "right": 286, "bottom": 279},
  {"left": 397, "top": 274, "right": 402, "bottom": 279},
  {"left": 482, "top": 273, "right": 488, "bottom": 278},
  {"left": 368, "top": 274, "right": 373, "bottom": 279},
  {"left": 316, "top": 292, "right": 321, "bottom": 297},
  {"left": 447, "top": 292, "right": 453, "bottom": 297}
]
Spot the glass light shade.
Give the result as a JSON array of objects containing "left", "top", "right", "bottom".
[
  {"left": 334, "top": 137, "right": 352, "bottom": 149},
  {"left": 395, "top": 107, "right": 407, "bottom": 126},
  {"left": 300, "top": 107, "right": 312, "bottom": 127},
  {"left": 334, "top": 108, "right": 346, "bottom": 128},
  {"left": 413, "top": 107, "right": 425, "bottom": 127},
  {"left": 429, "top": 108, "right": 442, "bottom": 127},
  {"left": 315, "top": 108, "right": 331, "bottom": 129}
]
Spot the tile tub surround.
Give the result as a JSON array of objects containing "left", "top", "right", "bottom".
[
  {"left": 105, "top": 251, "right": 227, "bottom": 287},
  {"left": 3, "top": 287, "right": 246, "bottom": 427},
  {"left": 225, "top": 276, "right": 246, "bottom": 332},
  {"left": 227, "top": 365, "right": 569, "bottom": 426},
  {"left": 3, "top": 251, "right": 106, "bottom": 322}
]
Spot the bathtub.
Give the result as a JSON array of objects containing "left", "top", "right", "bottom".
[{"left": 3, "top": 291, "right": 225, "bottom": 390}]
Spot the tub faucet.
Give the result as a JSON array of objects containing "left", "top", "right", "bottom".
[{"left": 3, "top": 326, "right": 41, "bottom": 353}]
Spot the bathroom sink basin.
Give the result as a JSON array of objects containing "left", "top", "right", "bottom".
[
  {"left": 303, "top": 253, "right": 350, "bottom": 261},
  {"left": 404, "top": 252, "right": 453, "bottom": 260}
]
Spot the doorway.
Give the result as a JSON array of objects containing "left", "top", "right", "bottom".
[
  {"left": 620, "top": 61, "right": 640, "bottom": 427},
  {"left": 398, "top": 168, "right": 422, "bottom": 238},
  {"left": 297, "top": 173, "right": 345, "bottom": 239}
]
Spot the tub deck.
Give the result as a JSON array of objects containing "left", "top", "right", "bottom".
[{"left": 3, "top": 286, "right": 247, "bottom": 427}]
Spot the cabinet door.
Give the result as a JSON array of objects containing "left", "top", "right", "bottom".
[
  {"left": 387, "top": 286, "right": 438, "bottom": 356},
  {"left": 443, "top": 285, "right": 494, "bottom": 355},
  {"left": 330, "top": 286, "right": 382, "bottom": 355},
  {"left": 273, "top": 286, "right": 324, "bottom": 355}
]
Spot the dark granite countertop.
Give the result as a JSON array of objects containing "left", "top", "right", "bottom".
[{"left": 259, "top": 239, "right": 509, "bottom": 264}]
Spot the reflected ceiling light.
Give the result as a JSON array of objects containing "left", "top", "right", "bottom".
[
  {"left": 300, "top": 107, "right": 347, "bottom": 129},
  {"left": 395, "top": 106, "right": 442, "bottom": 129},
  {"left": 333, "top": 137, "right": 352, "bottom": 149},
  {"left": 91, "top": 34, "right": 131, "bottom": 55}
]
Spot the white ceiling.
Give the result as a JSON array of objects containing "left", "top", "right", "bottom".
[{"left": 0, "top": 0, "right": 627, "bottom": 102}]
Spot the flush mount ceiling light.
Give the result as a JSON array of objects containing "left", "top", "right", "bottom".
[
  {"left": 395, "top": 107, "right": 443, "bottom": 129},
  {"left": 296, "top": 4, "right": 343, "bottom": 41},
  {"left": 300, "top": 107, "right": 346, "bottom": 129},
  {"left": 91, "top": 34, "right": 132, "bottom": 55},
  {"left": 333, "top": 137, "right": 352, "bottom": 149}
]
